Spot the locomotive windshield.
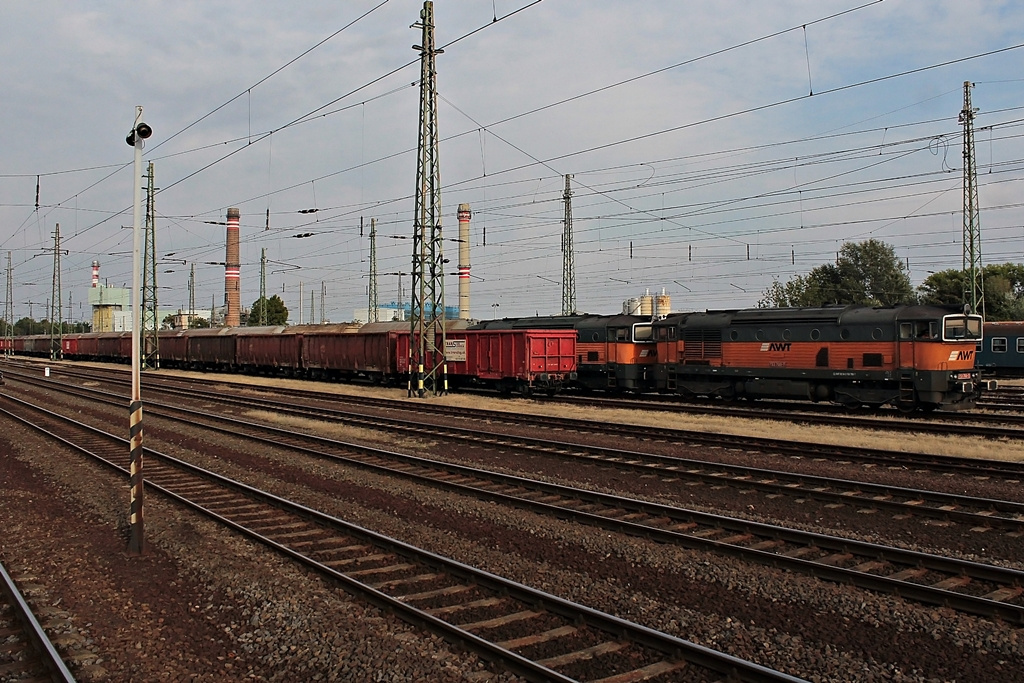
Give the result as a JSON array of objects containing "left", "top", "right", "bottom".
[
  {"left": 943, "top": 315, "right": 983, "bottom": 341},
  {"left": 632, "top": 323, "right": 654, "bottom": 342}
]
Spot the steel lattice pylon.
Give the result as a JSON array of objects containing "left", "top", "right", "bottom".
[
  {"left": 960, "top": 81, "right": 984, "bottom": 318},
  {"left": 4, "top": 252, "right": 13, "bottom": 355},
  {"left": 49, "top": 223, "right": 63, "bottom": 360},
  {"left": 369, "top": 218, "right": 379, "bottom": 323},
  {"left": 409, "top": 1, "right": 447, "bottom": 397},
  {"left": 142, "top": 162, "right": 159, "bottom": 368},
  {"left": 562, "top": 174, "right": 576, "bottom": 316}
]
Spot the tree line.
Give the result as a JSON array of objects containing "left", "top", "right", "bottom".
[
  {"left": 758, "top": 239, "right": 1024, "bottom": 320},
  {"left": 162, "top": 294, "right": 290, "bottom": 329}
]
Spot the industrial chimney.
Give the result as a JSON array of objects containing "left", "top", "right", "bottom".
[
  {"left": 457, "top": 204, "right": 471, "bottom": 320},
  {"left": 91, "top": 260, "right": 100, "bottom": 288},
  {"left": 225, "top": 208, "right": 240, "bottom": 327}
]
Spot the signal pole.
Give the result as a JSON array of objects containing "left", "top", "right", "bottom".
[
  {"left": 409, "top": 1, "right": 447, "bottom": 396},
  {"left": 126, "top": 105, "right": 152, "bottom": 554},
  {"left": 960, "top": 81, "right": 984, "bottom": 318},
  {"left": 561, "top": 174, "right": 576, "bottom": 316},
  {"left": 142, "top": 162, "right": 159, "bottom": 368},
  {"left": 48, "top": 223, "right": 63, "bottom": 360}
]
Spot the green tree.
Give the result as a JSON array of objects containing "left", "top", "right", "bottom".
[
  {"left": 759, "top": 239, "right": 913, "bottom": 307},
  {"left": 189, "top": 317, "right": 211, "bottom": 329},
  {"left": 918, "top": 263, "right": 1024, "bottom": 320},
  {"left": 917, "top": 268, "right": 964, "bottom": 307},
  {"left": 248, "top": 294, "right": 288, "bottom": 326}
]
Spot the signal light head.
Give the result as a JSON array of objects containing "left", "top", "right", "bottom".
[{"left": 125, "top": 122, "right": 153, "bottom": 147}]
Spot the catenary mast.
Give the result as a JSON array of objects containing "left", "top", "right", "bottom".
[
  {"left": 409, "top": 1, "right": 447, "bottom": 396},
  {"left": 960, "top": 81, "right": 984, "bottom": 318},
  {"left": 562, "top": 175, "right": 576, "bottom": 316}
]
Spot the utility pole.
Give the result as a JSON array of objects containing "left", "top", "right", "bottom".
[
  {"left": 319, "top": 281, "right": 326, "bottom": 324},
  {"left": 309, "top": 288, "right": 315, "bottom": 325},
  {"left": 298, "top": 282, "right": 303, "bottom": 324},
  {"left": 409, "top": 0, "right": 447, "bottom": 397},
  {"left": 960, "top": 81, "right": 984, "bottom": 317},
  {"left": 368, "top": 218, "right": 379, "bottom": 323},
  {"left": 259, "top": 249, "right": 267, "bottom": 326},
  {"left": 562, "top": 174, "right": 576, "bottom": 316},
  {"left": 4, "top": 252, "right": 13, "bottom": 354},
  {"left": 49, "top": 223, "right": 63, "bottom": 360},
  {"left": 141, "top": 161, "right": 159, "bottom": 368}
]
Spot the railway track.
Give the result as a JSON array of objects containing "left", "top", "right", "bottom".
[
  {"left": 0, "top": 391, "right": 802, "bottom": 682},
  {"left": 12, "top": 365, "right": 1024, "bottom": 528},
  {"left": 12, "top": 361, "right": 1024, "bottom": 480},
  {"left": 9, "top": 369, "right": 1024, "bottom": 626},
  {"left": 10, "top": 357, "right": 1024, "bottom": 438},
  {"left": 0, "top": 558, "right": 77, "bottom": 683}
]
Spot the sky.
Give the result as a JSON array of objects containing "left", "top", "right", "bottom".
[{"left": 2, "top": 0, "right": 1023, "bottom": 324}]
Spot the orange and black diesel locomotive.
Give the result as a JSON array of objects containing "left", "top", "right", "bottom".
[
  {"left": 472, "top": 304, "right": 983, "bottom": 410},
  {"left": 651, "top": 304, "right": 982, "bottom": 411}
]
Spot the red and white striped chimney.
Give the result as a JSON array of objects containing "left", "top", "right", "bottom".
[
  {"left": 91, "top": 260, "right": 100, "bottom": 288},
  {"left": 457, "top": 204, "right": 471, "bottom": 320},
  {"left": 225, "top": 208, "right": 241, "bottom": 327}
]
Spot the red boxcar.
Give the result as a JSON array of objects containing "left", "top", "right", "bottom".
[
  {"left": 75, "top": 333, "right": 99, "bottom": 359},
  {"left": 61, "top": 334, "right": 81, "bottom": 357},
  {"left": 158, "top": 330, "right": 189, "bottom": 367},
  {"left": 184, "top": 328, "right": 237, "bottom": 370},
  {"left": 396, "top": 328, "right": 577, "bottom": 394},
  {"left": 96, "top": 332, "right": 131, "bottom": 362},
  {"left": 302, "top": 328, "right": 400, "bottom": 382},
  {"left": 235, "top": 326, "right": 302, "bottom": 373}
]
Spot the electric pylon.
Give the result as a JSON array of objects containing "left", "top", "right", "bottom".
[
  {"left": 188, "top": 263, "right": 196, "bottom": 328},
  {"left": 561, "top": 174, "right": 577, "bottom": 316},
  {"left": 369, "top": 218, "right": 379, "bottom": 322},
  {"left": 49, "top": 223, "right": 63, "bottom": 359},
  {"left": 409, "top": 1, "right": 447, "bottom": 396},
  {"left": 960, "top": 81, "right": 984, "bottom": 317},
  {"left": 4, "top": 252, "right": 13, "bottom": 355},
  {"left": 259, "top": 249, "right": 267, "bottom": 326},
  {"left": 141, "top": 162, "right": 159, "bottom": 367}
]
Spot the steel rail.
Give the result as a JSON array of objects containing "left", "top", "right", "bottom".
[
  {"left": 0, "top": 392, "right": 804, "bottom": 683},
  {"left": 0, "top": 559, "right": 77, "bottom": 683},
  {"left": 9, "top": 373, "right": 1024, "bottom": 625}
]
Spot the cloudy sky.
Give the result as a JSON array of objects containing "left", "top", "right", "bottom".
[{"left": 2, "top": 0, "right": 1023, "bottom": 323}]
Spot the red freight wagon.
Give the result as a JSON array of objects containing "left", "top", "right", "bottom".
[
  {"left": 75, "top": 332, "right": 99, "bottom": 359},
  {"left": 96, "top": 331, "right": 131, "bottom": 362},
  {"left": 61, "top": 333, "right": 80, "bottom": 357},
  {"left": 235, "top": 326, "right": 302, "bottom": 373},
  {"left": 396, "top": 328, "right": 577, "bottom": 395},
  {"left": 157, "top": 330, "right": 189, "bottom": 367},
  {"left": 301, "top": 328, "right": 400, "bottom": 382},
  {"left": 184, "top": 328, "right": 237, "bottom": 370}
]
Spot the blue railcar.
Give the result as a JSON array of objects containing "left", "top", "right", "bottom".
[{"left": 977, "top": 321, "right": 1024, "bottom": 377}]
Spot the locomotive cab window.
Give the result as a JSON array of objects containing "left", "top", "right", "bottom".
[
  {"left": 900, "top": 323, "right": 912, "bottom": 340},
  {"left": 1018, "top": 338, "right": 1024, "bottom": 353},
  {"left": 615, "top": 328, "right": 628, "bottom": 341},
  {"left": 632, "top": 324, "right": 654, "bottom": 342},
  {"left": 943, "top": 315, "right": 983, "bottom": 341},
  {"left": 992, "top": 338, "right": 1008, "bottom": 353}
]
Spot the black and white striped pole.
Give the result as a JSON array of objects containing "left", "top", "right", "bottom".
[{"left": 126, "top": 106, "right": 152, "bottom": 554}]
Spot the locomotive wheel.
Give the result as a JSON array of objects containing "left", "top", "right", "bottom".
[{"left": 896, "top": 401, "right": 917, "bottom": 414}]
